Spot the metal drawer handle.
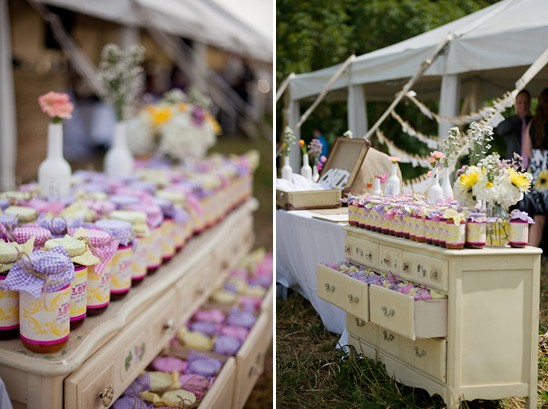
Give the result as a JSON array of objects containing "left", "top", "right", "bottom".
[
  {"left": 164, "top": 318, "right": 175, "bottom": 332},
  {"left": 324, "top": 283, "right": 336, "bottom": 293},
  {"left": 417, "top": 263, "right": 426, "bottom": 276},
  {"left": 382, "top": 257, "right": 390, "bottom": 265},
  {"left": 99, "top": 385, "right": 114, "bottom": 407},
  {"left": 348, "top": 294, "right": 360, "bottom": 304},
  {"left": 383, "top": 330, "right": 394, "bottom": 341},
  {"left": 430, "top": 270, "right": 438, "bottom": 279},
  {"left": 381, "top": 306, "right": 395, "bottom": 317},
  {"left": 414, "top": 346, "right": 427, "bottom": 357},
  {"left": 366, "top": 252, "right": 372, "bottom": 260},
  {"left": 402, "top": 262, "right": 409, "bottom": 272},
  {"left": 345, "top": 245, "right": 351, "bottom": 254},
  {"left": 355, "top": 318, "right": 366, "bottom": 327}
]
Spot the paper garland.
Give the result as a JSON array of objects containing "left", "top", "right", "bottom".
[{"left": 375, "top": 129, "right": 432, "bottom": 168}]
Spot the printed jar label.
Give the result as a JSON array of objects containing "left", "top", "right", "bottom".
[
  {"left": 0, "top": 276, "right": 19, "bottom": 330},
  {"left": 160, "top": 220, "right": 176, "bottom": 258},
  {"left": 20, "top": 286, "right": 70, "bottom": 345},
  {"left": 146, "top": 227, "right": 163, "bottom": 268},
  {"left": 111, "top": 245, "right": 133, "bottom": 294},
  {"left": 466, "top": 223, "right": 486, "bottom": 245},
  {"left": 70, "top": 266, "right": 88, "bottom": 321},
  {"left": 446, "top": 223, "right": 465, "bottom": 246},
  {"left": 509, "top": 222, "right": 528, "bottom": 245},
  {"left": 132, "top": 236, "right": 149, "bottom": 279},
  {"left": 87, "top": 267, "right": 111, "bottom": 309}
]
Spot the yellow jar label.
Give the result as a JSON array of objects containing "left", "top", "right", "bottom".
[
  {"left": 131, "top": 236, "right": 148, "bottom": 279},
  {"left": 70, "top": 266, "right": 88, "bottom": 321},
  {"left": 509, "top": 223, "right": 528, "bottom": 244},
  {"left": 20, "top": 286, "right": 70, "bottom": 345},
  {"left": 87, "top": 267, "right": 111, "bottom": 308},
  {"left": 146, "top": 227, "right": 163, "bottom": 268},
  {"left": 111, "top": 246, "right": 133, "bottom": 294},
  {"left": 446, "top": 223, "right": 465, "bottom": 245},
  {"left": 160, "top": 220, "right": 176, "bottom": 258},
  {"left": 0, "top": 277, "right": 19, "bottom": 330},
  {"left": 466, "top": 223, "right": 486, "bottom": 245}
]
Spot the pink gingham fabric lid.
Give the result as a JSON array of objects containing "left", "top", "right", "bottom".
[
  {"left": 85, "top": 200, "right": 116, "bottom": 217},
  {"left": 220, "top": 325, "right": 249, "bottom": 342},
  {"left": 178, "top": 374, "right": 210, "bottom": 400},
  {"left": 3, "top": 245, "right": 75, "bottom": 297},
  {"left": 126, "top": 203, "right": 163, "bottom": 228},
  {"left": 26, "top": 199, "right": 66, "bottom": 216},
  {"left": 186, "top": 351, "right": 222, "bottom": 377},
  {"left": 151, "top": 356, "right": 188, "bottom": 373},
  {"left": 69, "top": 227, "right": 118, "bottom": 276},
  {"left": 13, "top": 225, "right": 52, "bottom": 250},
  {"left": 95, "top": 219, "right": 134, "bottom": 246},
  {"left": 193, "top": 308, "right": 225, "bottom": 324}
]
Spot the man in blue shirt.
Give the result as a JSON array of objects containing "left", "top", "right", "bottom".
[{"left": 313, "top": 129, "right": 329, "bottom": 158}]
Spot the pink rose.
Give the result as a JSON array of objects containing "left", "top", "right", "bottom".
[{"left": 38, "top": 92, "right": 74, "bottom": 121}]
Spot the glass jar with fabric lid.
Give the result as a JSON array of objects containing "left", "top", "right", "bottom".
[
  {"left": 95, "top": 219, "right": 134, "bottom": 300},
  {"left": 12, "top": 225, "right": 52, "bottom": 251},
  {"left": 3, "top": 246, "right": 74, "bottom": 353},
  {"left": 69, "top": 227, "right": 118, "bottom": 315},
  {"left": 156, "top": 190, "right": 191, "bottom": 252},
  {"left": 109, "top": 210, "right": 150, "bottom": 284},
  {"left": 44, "top": 236, "right": 100, "bottom": 330},
  {"left": 125, "top": 203, "right": 164, "bottom": 273},
  {"left": 3, "top": 206, "right": 38, "bottom": 225},
  {"left": 465, "top": 212, "right": 486, "bottom": 249}
]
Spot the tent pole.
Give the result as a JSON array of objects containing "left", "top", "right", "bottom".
[
  {"left": 276, "top": 72, "right": 295, "bottom": 103},
  {"left": 438, "top": 73, "right": 460, "bottom": 139},
  {"left": 296, "top": 54, "right": 356, "bottom": 129},
  {"left": 363, "top": 35, "right": 454, "bottom": 140}
]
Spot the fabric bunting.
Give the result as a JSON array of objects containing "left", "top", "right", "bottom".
[
  {"left": 390, "top": 110, "right": 439, "bottom": 149},
  {"left": 375, "top": 130, "right": 432, "bottom": 168},
  {"left": 401, "top": 171, "right": 435, "bottom": 194}
]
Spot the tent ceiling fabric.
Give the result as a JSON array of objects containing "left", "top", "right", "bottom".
[
  {"left": 39, "top": 0, "right": 273, "bottom": 62},
  {"left": 289, "top": 0, "right": 548, "bottom": 102}
]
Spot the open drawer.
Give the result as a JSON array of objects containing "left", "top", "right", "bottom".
[
  {"left": 369, "top": 285, "right": 447, "bottom": 340},
  {"left": 317, "top": 264, "right": 369, "bottom": 322}
]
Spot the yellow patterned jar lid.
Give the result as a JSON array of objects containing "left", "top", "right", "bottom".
[
  {"left": 110, "top": 210, "right": 149, "bottom": 236},
  {"left": 0, "top": 191, "right": 33, "bottom": 202},
  {"left": 60, "top": 201, "right": 97, "bottom": 222},
  {"left": 156, "top": 190, "right": 185, "bottom": 207},
  {"left": 44, "top": 235, "right": 100, "bottom": 266},
  {"left": 4, "top": 206, "right": 38, "bottom": 223},
  {"left": 0, "top": 238, "right": 34, "bottom": 273}
]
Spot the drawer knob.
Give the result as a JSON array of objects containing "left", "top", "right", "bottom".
[
  {"left": 366, "top": 252, "right": 372, "bottom": 260},
  {"left": 348, "top": 294, "right": 359, "bottom": 304},
  {"left": 430, "top": 270, "right": 438, "bottom": 279},
  {"left": 345, "top": 245, "right": 351, "bottom": 255},
  {"left": 414, "top": 346, "right": 427, "bottom": 357},
  {"left": 402, "top": 262, "right": 409, "bottom": 272},
  {"left": 383, "top": 330, "right": 394, "bottom": 341},
  {"left": 382, "top": 257, "right": 390, "bottom": 265},
  {"left": 355, "top": 318, "right": 366, "bottom": 327},
  {"left": 164, "top": 318, "right": 175, "bottom": 332},
  {"left": 324, "top": 283, "right": 336, "bottom": 293},
  {"left": 381, "top": 306, "right": 395, "bottom": 317},
  {"left": 99, "top": 385, "right": 114, "bottom": 407}
]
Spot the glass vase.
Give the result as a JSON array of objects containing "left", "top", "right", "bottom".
[
  {"left": 281, "top": 156, "right": 292, "bottom": 182},
  {"left": 441, "top": 167, "right": 454, "bottom": 200},
  {"left": 485, "top": 206, "right": 509, "bottom": 247},
  {"left": 384, "top": 163, "right": 400, "bottom": 196},
  {"left": 300, "top": 154, "right": 313, "bottom": 181}
]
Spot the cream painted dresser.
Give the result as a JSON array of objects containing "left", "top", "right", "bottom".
[
  {"left": 0, "top": 199, "right": 259, "bottom": 409},
  {"left": 317, "top": 225, "right": 542, "bottom": 409}
]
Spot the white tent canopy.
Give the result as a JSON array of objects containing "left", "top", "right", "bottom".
[{"left": 288, "top": 0, "right": 548, "bottom": 141}]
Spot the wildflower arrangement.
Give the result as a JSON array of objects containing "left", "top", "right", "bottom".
[
  {"left": 38, "top": 92, "right": 74, "bottom": 123},
  {"left": 466, "top": 122, "right": 493, "bottom": 166},
  {"left": 299, "top": 139, "right": 307, "bottom": 156},
  {"left": 281, "top": 127, "right": 297, "bottom": 157},
  {"left": 98, "top": 43, "right": 145, "bottom": 121},
  {"left": 440, "top": 127, "right": 464, "bottom": 168},
  {"left": 127, "top": 88, "right": 220, "bottom": 161},
  {"left": 308, "top": 139, "right": 323, "bottom": 165},
  {"left": 317, "top": 156, "right": 327, "bottom": 171},
  {"left": 427, "top": 151, "right": 445, "bottom": 170}
]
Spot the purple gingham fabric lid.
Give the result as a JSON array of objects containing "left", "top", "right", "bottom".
[
  {"left": 189, "top": 321, "right": 219, "bottom": 337},
  {"left": 213, "top": 335, "right": 242, "bottom": 356},
  {"left": 151, "top": 356, "right": 188, "bottom": 373},
  {"left": 126, "top": 203, "right": 163, "bottom": 228},
  {"left": 38, "top": 217, "right": 82, "bottom": 238},
  {"left": 128, "top": 181, "right": 157, "bottom": 195},
  {"left": 0, "top": 214, "right": 18, "bottom": 227},
  {"left": 187, "top": 351, "right": 222, "bottom": 377},
  {"left": 13, "top": 225, "right": 52, "bottom": 250},
  {"left": 110, "top": 195, "right": 140, "bottom": 209},
  {"left": 122, "top": 373, "right": 151, "bottom": 398},
  {"left": 69, "top": 227, "right": 119, "bottom": 276},
  {"left": 3, "top": 245, "right": 75, "bottom": 297},
  {"left": 152, "top": 197, "right": 173, "bottom": 217},
  {"left": 193, "top": 308, "right": 225, "bottom": 324},
  {"left": 220, "top": 325, "right": 249, "bottom": 342},
  {"left": 113, "top": 396, "right": 152, "bottom": 409},
  {"left": 95, "top": 219, "right": 134, "bottom": 246},
  {"left": 0, "top": 199, "right": 10, "bottom": 210},
  {"left": 226, "top": 307, "right": 256, "bottom": 329}
]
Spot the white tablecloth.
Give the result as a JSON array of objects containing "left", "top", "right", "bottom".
[
  {"left": 276, "top": 209, "right": 347, "bottom": 334},
  {"left": 0, "top": 377, "right": 12, "bottom": 409}
]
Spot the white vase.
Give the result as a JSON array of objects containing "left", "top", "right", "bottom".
[
  {"left": 300, "top": 154, "right": 313, "bottom": 181},
  {"left": 38, "top": 122, "right": 72, "bottom": 199},
  {"left": 105, "top": 121, "right": 134, "bottom": 178},
  {"left": 371, "top": 178, "right": 383, "bottom": 196},
  {"left": 441, "top": 167, "right": 454, "bottom": 200},
  {"left": 427, "top": 167, "right": 444, "bottom": 203},
  {"left": 281, "top": 156, "right": 293, "bottom": 182},
  {"left": 384, "top": 163, "right": 400, "bottom": 196},
  {"left": 312, "top": 164, "right": 320, "bottom": 182}
]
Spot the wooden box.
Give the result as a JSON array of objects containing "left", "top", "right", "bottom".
[{"left": 276, "top": 138, "right": 368, "bottom": 210}]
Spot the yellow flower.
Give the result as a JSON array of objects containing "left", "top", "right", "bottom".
[
  {"left": 458, "top": 167, "right": 480, "bottom": 188},
  {"left": 205, "top": 112, "right": 221, "bottom": 135},
  {"left": 146, "top": 106, "right": 173, "bottom": 127},
  {"left": 508, "top": 168, "right": 531, "bottom": 192},
  {"left": 534, "top": 169, "right": 548, "bottom": 190},
  {"left": 485, "top": 181, "right": 494, "bottom": 188},
  {"left": 177, "top": 102, "right": 188, "bottom": 112}
]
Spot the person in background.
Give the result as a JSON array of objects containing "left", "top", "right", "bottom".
[
  {"left": 496, "top": 89, "right": 532, "bottom": 167},
  {"left": 521, "top": 87, "right": 548, "bottom": 247},
  {"left": 313, "top": 129, "right": 329, "bottom": 157}
]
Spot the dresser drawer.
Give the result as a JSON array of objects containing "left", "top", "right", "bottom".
[
  {"left": 369, "top": 285, "right": 447, "bottom": 340},
  {"left": 175, "top": 258, "right": 215, "bottom": 326},
  {"left": 347, "top": 334, "right": 376, "bottom": 361},
  {"left": 317, "top": 264, "right": 369, "bottom": 321},
  {"left": 346, "top": 236, "right": 378, "bottom": 267},
  {"left": 216, "top": 217, "right": 254, "bottom": 275},
  {"left": 400, "top": 337, "right": 447, "bottom": 382},
  {"left": 65, "top": 289, "right": 179, "bottom": 408},
  {"left": 378, "top": 245, "right": 401, "bottom": 274},
  {"left": 346, "top": 313, "right": 377, "bottom": 346},
  {"left": 233, "top": 312, "right": 271, "bottom": 409},
  {"left": 377, "top": 328, "right": 401, "bottom": 357},
  {"left": 401, "top": 251, "right": 448, "bottom": 291}
]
